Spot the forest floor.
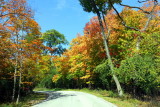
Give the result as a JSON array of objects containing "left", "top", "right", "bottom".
[{"left": 0, "top": 92, "right": 47, "bottom": 107}]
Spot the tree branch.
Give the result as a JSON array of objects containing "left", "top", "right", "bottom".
[
  {"left": 141, "top": 1, "right": 158, "bottom": 31},
  {"left": 108, "top": 0, "right": 140, "bottom": 31},
  {"left": 119, "top": 3, "right": 150, "bottom": 14},
  {"left": 108, "top": 0, "right": 158, "bottom": 32},
  {"left": 0, "top": 13, "right": 16, "bottom": 17},
  {"left": 138, "top": 0, "right": 149, "bottom": 3},
  {"left": 2, "top": 17, "right": 10, "bottom": 26},
  {"left": 138, "top": 0, "right": 158, "bottom": 3}
]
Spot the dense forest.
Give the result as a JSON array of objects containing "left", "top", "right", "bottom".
[{"left": 0, "top": 0, "right": 160, "bottom": 104}]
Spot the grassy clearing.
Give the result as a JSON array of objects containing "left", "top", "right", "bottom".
[{"left": 0, "top": 92, "right": 47, "bottom": 107}]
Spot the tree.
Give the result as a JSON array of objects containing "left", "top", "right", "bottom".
[
  {"left": 107, "top": 1, "right": 160, "bottom": 96},
  {"left": 79, "top": 0, "right": 123, "bottom": 96},
  {"left": 42, "top": 29, "right": 68, "bottom": 56},
  {"left": 0, "top": 0, "right": 43, "bottom": 103},
  {"left": 108, "top": 0, "right": 159, "bottom": 50},
  {"left": 53, "top": 27, "right": 105, "bottom": 88}
]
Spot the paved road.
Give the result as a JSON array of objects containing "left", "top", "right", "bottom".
[{"left": 33, "top": 91, "right": 117, "bottom": 107}]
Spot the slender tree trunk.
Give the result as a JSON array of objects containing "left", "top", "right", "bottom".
[
  {"left": 12, "top": 34, "right": 19, "bottom": 101},
  {"left": 99, "top": 13, "right": 123, "bottom": 96},
  {"left": 16, "top": 56, "right": 22, "bottom": 104},
  {"left": 16, "top": 72, "right": 21, "bottom": 104},
  {"left": 100, "top": 24, "right": 123, "bottom": 96},
  {"left": 12, "top": 60, "right": 17, "bottom": 101},
  {"left": 100, "top": 16, "right": 123, "bottom": 96},
  {"left": 91, "top": 0, "right": 123, "bottom": 96},
  {"left": 136, "top": 36, "right": 141, "bottom": 50},
  {"left": 16, "top": 23, "right": 26, "bottom": 104}
]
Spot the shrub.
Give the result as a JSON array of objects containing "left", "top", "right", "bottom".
[{"left": 117, "top": 54, "right": 160, "bottom": 96}]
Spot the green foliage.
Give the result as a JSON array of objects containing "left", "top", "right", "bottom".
[
  {"left": 94, "top": 60, "right": 110, "bottom": 75},
  {"left": 42, "top": 29, "right": 68, "bottom": 55},
  {"left": 79, "top": 0, "right": 121, "bottom": 14},
  {"left": 94, "top": 60, "right": 112, "bottom": 89},
  {"left": 37, "top": 68, "right": 57, "bottom": 89},
  {"left": 140, "top": 32, "right": 160, "bottom": 55},
  {"left": 117, "top": 54, "right": 160, "bottom": 95}
]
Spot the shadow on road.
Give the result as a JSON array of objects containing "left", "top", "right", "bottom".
[
  {"left": 35, "top": 91, "right": 76, "bottom": 102},
  {"left": 47, "top": 92, "right": 76, "bottom": 101}
]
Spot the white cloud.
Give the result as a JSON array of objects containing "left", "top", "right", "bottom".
[{"left": 56, "top": 0, "right": 66, "bottom": 10}]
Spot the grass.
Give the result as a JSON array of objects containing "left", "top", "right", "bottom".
[
  {"left": 64, "top": 88, "right": 146, "bottom": 107},
  {"left": 0, "top": 92, "right": 47, "bottom": 107},
  {"left": 33, "top": 87, "right": 63, "bottom": 91},
  {"left": 68, "top": 88, "right": 160, "bottom": 107}
]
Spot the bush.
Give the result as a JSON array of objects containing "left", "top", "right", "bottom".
[
  {"left": 117, "top": 54, "right": 160, "bottom": 96},
  {"left": 37, "top": 68, "right": 57, "bottom": 89},
  {"left": 93, "top": 60, "right": 112, "bottom": 89}
]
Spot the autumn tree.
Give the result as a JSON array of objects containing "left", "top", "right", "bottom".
[
  {"left": 113, "top": 2, "right": 160, "bottom": 96},
  {"left": 79, "top": 0, "right": 123, "bottom": 96},
  {"left": 53, "top": 17, "right": 107, "bottom": 88},
  {"left": 108, "top": 0, "right": 159, "bottom": 51},
  {"left": 0, "top": 0, "right": 45, "bottom": 103},
  {"left": 52, "top": 0, "right": 159, "bottom": 98}
]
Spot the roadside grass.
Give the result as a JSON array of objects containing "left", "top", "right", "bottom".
[
  {"left": 34, "top": 87, "right": 159, "bottom": 107},
  {"left": 64, "top": 88, "right": 146, "bottom": 107},
  {"left": 67, "top": 88, "right": 160, "bottom": 107},
  {"left": 33, "top": 87, "right": 63, "bottom": 91},
  {"left": 0, "top": 92, "right": 47, "bottom": 107}
]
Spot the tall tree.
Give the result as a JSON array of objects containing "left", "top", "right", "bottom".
[
  {"left": 0, "top": 0, "right": 41, "bottom": 103},
  {"left": 79, "top": 0, "right": 123, "bottom": 96},
  {"left": 42, "top": 29, "right": 68, "bottom": 56}
]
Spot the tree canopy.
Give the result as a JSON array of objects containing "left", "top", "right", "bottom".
[{"left": 42, "top": 29, "right": 68, "bottom": 55}]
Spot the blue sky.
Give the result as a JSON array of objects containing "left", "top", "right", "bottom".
[{"left": 28, "top": 0, "right": 142, "bottom": 43}]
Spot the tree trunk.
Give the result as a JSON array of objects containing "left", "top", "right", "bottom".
[
  {"left": 16, "top": 72, "right": 21, "bottom": 104},
  {"left": 12, "top": 63, "right": 17, "bottom": 101},
  {"left": 12, "top": 34, "right": 19, "bottom": 101},
  {"left": 16, "top": 57, "right": 22, "bottom": 104},
  {"left": 91, "top": 0, "right": 123, "bottom": 96},
  {"left": 100, "top": 24, "right": 123, "bottom": 96},
  {"left": 136, "top": 36, "right": 141, "bottom": 50}
]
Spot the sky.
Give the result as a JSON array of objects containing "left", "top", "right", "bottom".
[{"left": 27, "top": 0, "right": 142, "bottom": 43}]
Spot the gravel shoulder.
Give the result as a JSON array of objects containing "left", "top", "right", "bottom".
[{"left": 33, "top": 91, "right": 117, "bottom": 107}]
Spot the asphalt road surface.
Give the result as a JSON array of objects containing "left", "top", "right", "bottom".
[{"left": 33, "top": 91, "right": 117, "bottom": 107}]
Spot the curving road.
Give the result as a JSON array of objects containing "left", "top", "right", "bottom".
[{"left": 33, "top": 91, "right": 117, "bottom": 107}]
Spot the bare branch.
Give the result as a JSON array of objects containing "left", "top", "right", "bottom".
[
  {"left": 138, "top": 0, "right": 158, "bottom": 4},
  {"left": 119, "top": 3, "right": 150, "bottom": 14},
  {"left": 138, "top": 0, "right": 149, "bottom": 3}
]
